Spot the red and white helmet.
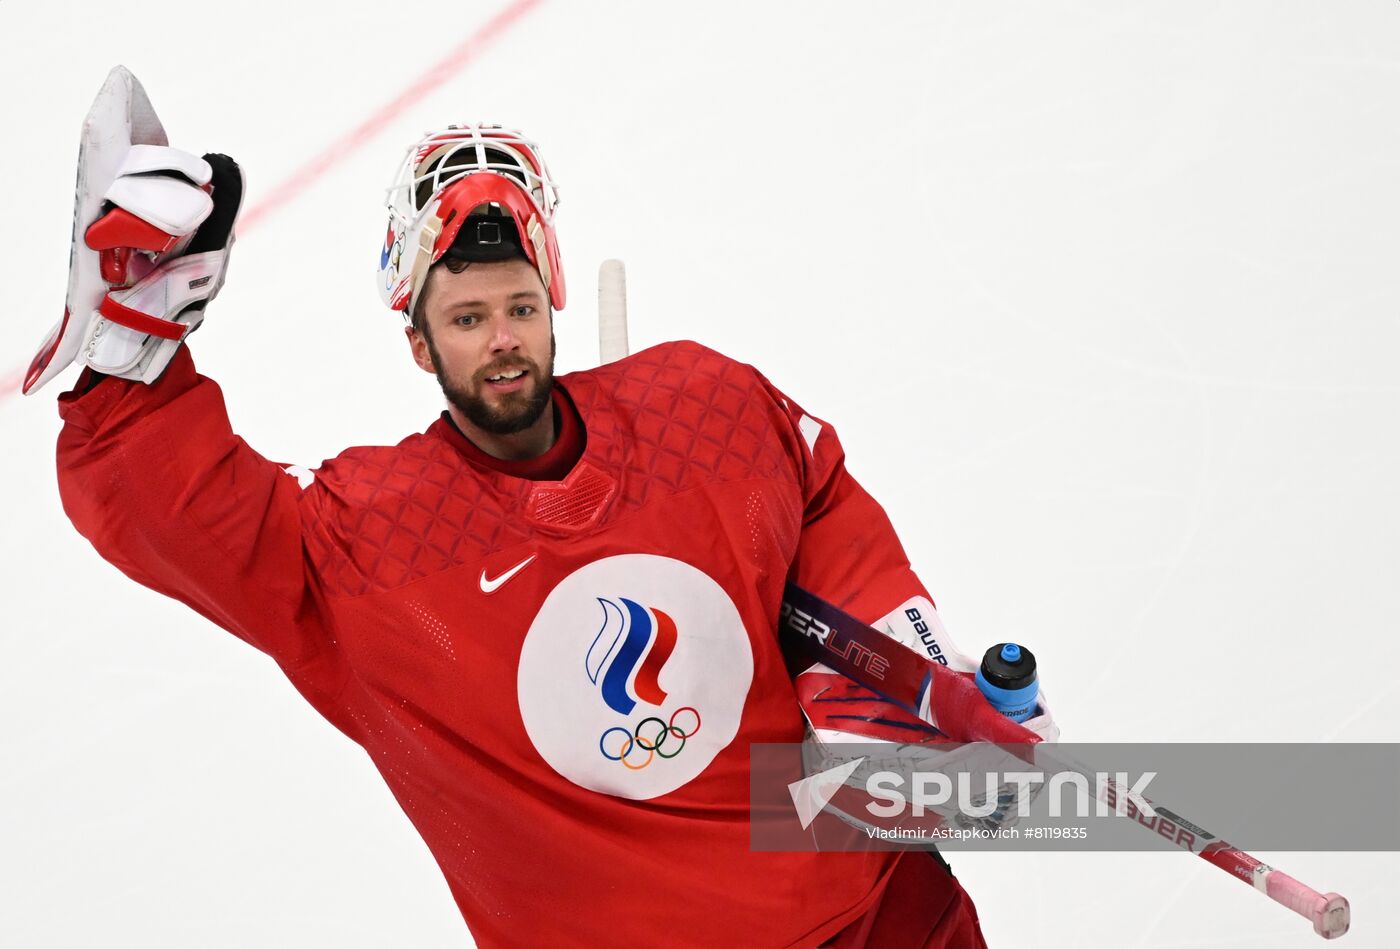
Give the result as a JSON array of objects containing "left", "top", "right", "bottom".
[{"left": 378, "top": 123, "right": 564, "bottom": 317}]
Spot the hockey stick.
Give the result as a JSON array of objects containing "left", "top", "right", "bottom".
[
  {"left": 779, "top": 584, "right": 1352, "bottom": 940},
  {"left": 597, "top": 259, "right": 629, "bottom": 363}
]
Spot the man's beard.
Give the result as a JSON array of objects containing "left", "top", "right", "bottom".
[{"left": 427, "top": 331, "right": 557, "bottom": 436}]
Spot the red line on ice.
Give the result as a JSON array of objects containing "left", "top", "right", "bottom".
[
  {"left": 5, "top": 0, "right": 544, "bottom": 401},
  {"left": 238, "top": 0, "right": 544, "bottom": 232}
]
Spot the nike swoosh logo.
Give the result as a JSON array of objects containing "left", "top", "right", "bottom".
[{"left": 480, "top": 555, "right": 536, "bottom": 594}]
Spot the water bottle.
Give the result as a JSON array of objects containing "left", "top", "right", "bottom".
[{"left": 975, "top": 643, "right": 1039, "bottom": 722}]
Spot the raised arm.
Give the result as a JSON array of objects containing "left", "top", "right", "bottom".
[
  {"left": 57, "top": 351, "right": 329, "bottom": 673},
  {"left": 27, "top": 77, "right": 341, "bottom": 698}
]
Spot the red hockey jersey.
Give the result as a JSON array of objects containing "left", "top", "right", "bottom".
[{"left": 56, "top": 340, "right": 956, "bottom": 947}]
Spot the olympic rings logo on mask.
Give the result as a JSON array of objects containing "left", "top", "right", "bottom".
[{"left": 598, "top": 707, "right": 702, "bottom": 770}]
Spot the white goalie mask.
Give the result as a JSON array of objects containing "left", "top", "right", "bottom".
[{"left": 378, "top": 123, "right": 565, "bottom": 318}]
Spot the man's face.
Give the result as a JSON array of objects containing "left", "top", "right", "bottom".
[{"left": 409, "top": 257, "right": 556, "bottom": 436}]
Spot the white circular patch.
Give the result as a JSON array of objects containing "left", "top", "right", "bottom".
[{"left": 517, "top": 554, "right": 754, "bottom": 799}]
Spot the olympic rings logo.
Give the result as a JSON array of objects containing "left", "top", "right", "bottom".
[{"left": 598, "top": 707, "right": 702, "bottom": 770}]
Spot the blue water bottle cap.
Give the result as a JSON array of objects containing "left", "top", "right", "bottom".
[{"left": 976, "top": 642, "right": 1039, "bottom": 723}]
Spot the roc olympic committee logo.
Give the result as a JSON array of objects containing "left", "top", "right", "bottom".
[
  {"left": 517, "top": 555, "right": 753, "bottom": 799},
  {"left": 598, "top": 705, "right": 702, "bottom": 770},
  {"left": 588, "top": 596, "right": 703, "bottom": 769}
]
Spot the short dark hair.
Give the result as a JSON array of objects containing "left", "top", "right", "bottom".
[{"left": 410, "top": 256, "right": 473, "bottom": 335}]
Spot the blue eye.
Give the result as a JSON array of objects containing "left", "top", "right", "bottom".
[{"left": 513, "top": 305, "right": 535, "bottom": 317}]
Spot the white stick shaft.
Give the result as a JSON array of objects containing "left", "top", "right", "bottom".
[
  {"left": 598, "top": 258, "right": 629, "bottom": 363},
  {"left": 1033, "top": 745, "right": 1350, "bottom": 940}
]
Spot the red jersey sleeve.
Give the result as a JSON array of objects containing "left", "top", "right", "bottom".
[
  {"left": 55, "top": 347, "right": 330, "bottom": 674},
  {"left": 756, "top": 373, "right": 933, "bottom": 625}
]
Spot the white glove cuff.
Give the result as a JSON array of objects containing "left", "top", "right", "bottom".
[
  {"left": 115, "top": 144, "right": 212, "bottom": 185},
  {"left": 872, "top": 595, "right": 979, "bottom": 673},
  {"left": 105, "top": 174, "right": 213, "bottom": 237}
]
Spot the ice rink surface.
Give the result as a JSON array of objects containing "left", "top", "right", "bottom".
[{"left": 2, "top": 1, "right": 1397, "bottom": 945}]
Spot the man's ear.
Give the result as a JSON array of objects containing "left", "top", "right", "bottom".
[{"left": 406, "top": 325, "right": 436, "bottom": 374}]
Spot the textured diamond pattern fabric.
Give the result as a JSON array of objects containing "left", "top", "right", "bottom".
[
  {"left": 303, "top": 341, "right": 801, "bottom": 598},
  {"left": 303, "top": 435, "right": 534, "bottom": 598},
  {"left": 526, "top": 460, "right": 616, "bottom": 530},
  {"left": 55, "top": 338, "right": 940, "bottom": 948}
]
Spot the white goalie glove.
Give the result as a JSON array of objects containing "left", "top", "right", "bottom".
[
  {"left": 871, "top": 596, "right": 1058, "bottom": 743},
  {"left": 24, "top": 66, "right": 243, "bottom": 394},
  {"left": 77, "top": 146, "right": 241, "bottom": 384}
]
